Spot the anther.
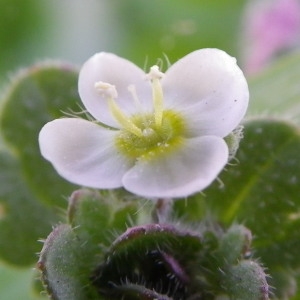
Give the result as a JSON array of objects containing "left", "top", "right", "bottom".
[
  {"left": 146, "top": 65, "right": 164, "bottom": 80},
  {"left": 95, "top": 81, "right": 118, "bottom": 99}
]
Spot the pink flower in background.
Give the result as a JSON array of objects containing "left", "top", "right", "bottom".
[{"left": 243, "top": 0, "right": 300, "bottom": 74}]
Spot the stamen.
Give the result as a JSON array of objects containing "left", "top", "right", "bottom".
[
  {"left": 95, "top": 81, "right": 118, "bottom": 99},
  {"left": 147, "top": 65, "right": 165, "bottom": 127},
  {"left": 147, "top": 65, "right": 164, "bottom": 80},
  {"left": 108, "top": 100, "right": 143, "bottom": 137},
  {"left": 95, "top": 81, "right": 142, "bottom": 137}
]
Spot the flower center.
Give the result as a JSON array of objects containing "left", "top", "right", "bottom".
[{"left": 95, "top": 66, "right": 186, "bottom": 161}]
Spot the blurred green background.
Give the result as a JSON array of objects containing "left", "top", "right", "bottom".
[
  {"left": 1, "top": 0, "right": 300, "bottom": 299},
  {"left": 0, "top": 0, "right": 248, "bottom": 85}
]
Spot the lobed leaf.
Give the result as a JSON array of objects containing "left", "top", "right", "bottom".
[{"left": 0, "top": 62, "right": 80, "bottom": 208}]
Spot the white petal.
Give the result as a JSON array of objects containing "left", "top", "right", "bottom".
[
  {"left": 162, "top": 48, "right": 249, "bottom": 137},
  {"left": 78, "top": 52, "right": 152, "bottom": 127},
  {"left": 122, "top": 136, "right": 228, "bottom": 198},
  {"left": 39, "top": 118, "right": 132, "bottom": 188}
]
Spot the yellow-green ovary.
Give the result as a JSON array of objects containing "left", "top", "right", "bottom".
[{"left": 115, "top": 110, "right": 186, "bottom": 160}]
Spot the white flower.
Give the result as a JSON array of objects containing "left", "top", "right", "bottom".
[{"left": 39, "top": 49, "right": 249, "bottom": 198}]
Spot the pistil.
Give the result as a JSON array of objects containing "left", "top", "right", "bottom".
[{"left": 147, "top": 65, "right": 165, "bottom": 127}]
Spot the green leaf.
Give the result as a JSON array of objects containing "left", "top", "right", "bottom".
[
  {"left": 39, "top": 189, "right": 140, "bottom": 300},
  {"left": 223, "top": 260, "right": 269, "bottom": 300},
  {"left": 0, "top": 63, "right": 83, "bottom": 265},
  {"left": 68, "top": 189, "right": 139, "bottom": 254},
  {"left": 38, "top": 224, "right": 101, "bottom": 300},
  {"left": 248, "top": 51, "right": 300, "bottom": 119},
  {"left": 0, "top": 62, "right": 80, "bottom": 208},
  {"left": 0, "top": 148, "right": 61, "bottom": 266},
  {"left": 0, "top": 263, "right": 46, "bottom": 300},
  {"left": 175, "top": 118, "right": 300, "bottom": 297},
  {"left": 38, "top": 190, "right": 269, "bottom": 299},
  {"left": 212, "top": 119, "right": 300, "bottom": 267},
  {"left": 218, "top": 225, "right": 252, "bottom": 265}
]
